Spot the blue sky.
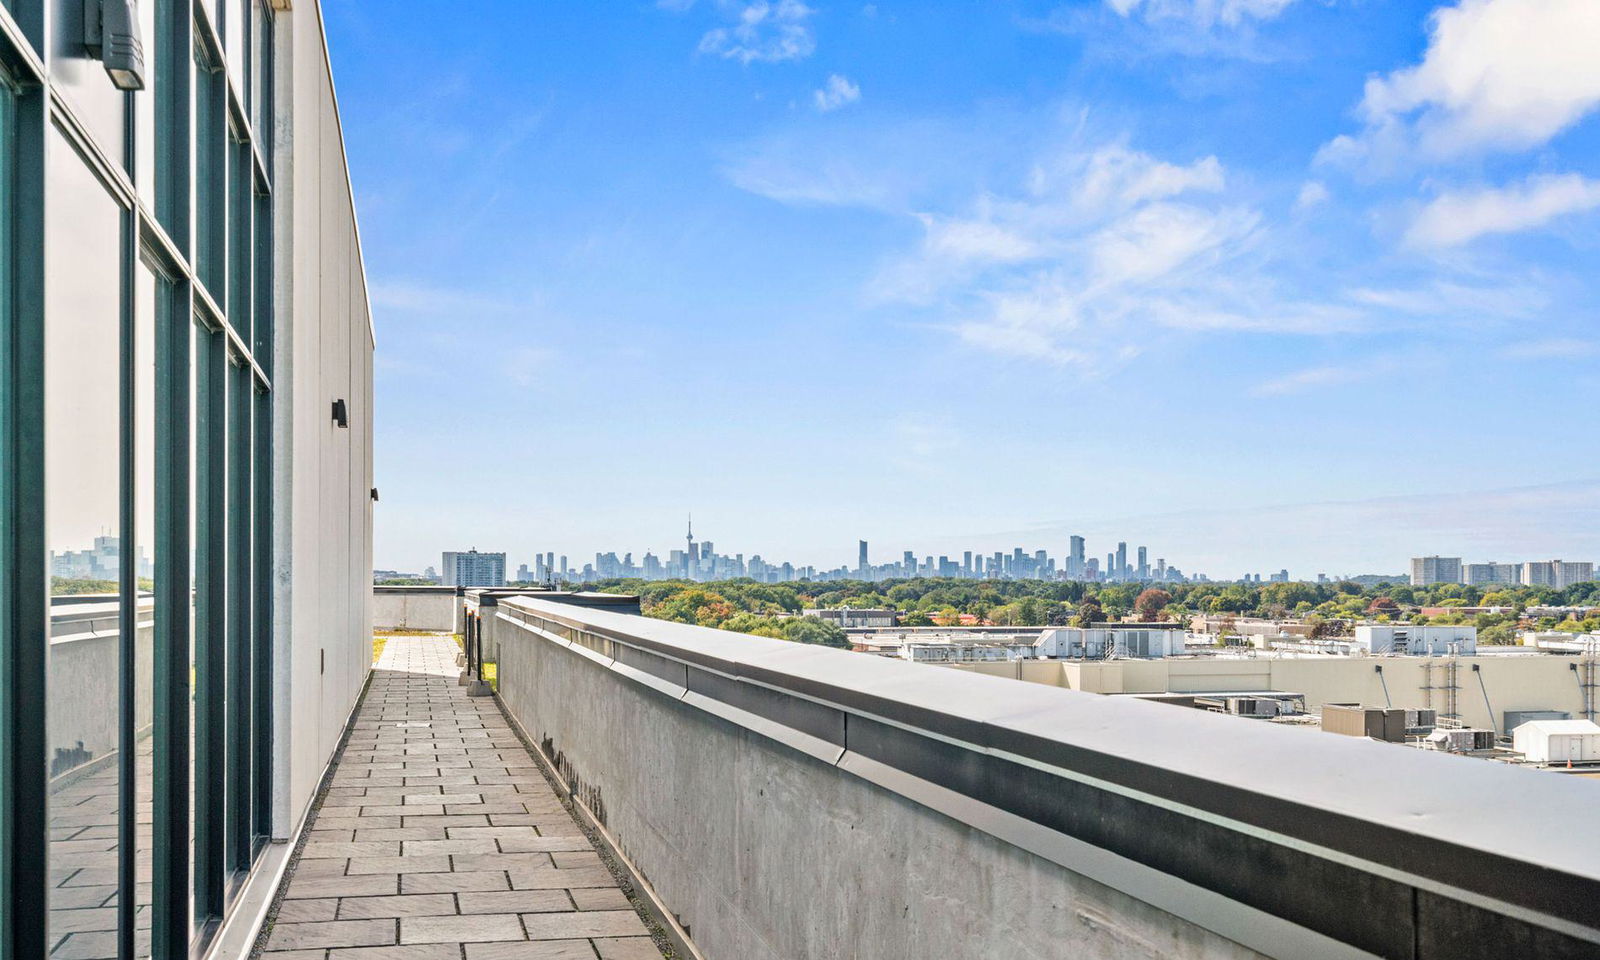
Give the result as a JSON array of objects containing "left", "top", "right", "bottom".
[{"left": 327, "top": 0, "right": 1600, "bottom": 578}]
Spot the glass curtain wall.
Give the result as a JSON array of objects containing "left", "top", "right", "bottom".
[{"left": 0, "top": 1, "right": 278, "bottom": 959}]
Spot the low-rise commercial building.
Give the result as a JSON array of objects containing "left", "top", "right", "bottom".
[
  {"left": 1356, "top": 624, "right": 1477, "bottom": 655},
  {"left": 945, "top": 652, "right": 1597, "bottom": 733},
  {"left": 804, "top": 606, "right": 899, "bottom": 628},
  {"left": 1189, "top": 615, "right": 1315, "bottom": 638}
]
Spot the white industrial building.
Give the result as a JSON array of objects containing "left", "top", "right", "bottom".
[
  {"left": 1354, "top": 624, "right": 1477, "bottom": 656},
  {"left": 1513, "top": 720, "right": 1600, "bottom": 764},
  {"left": 1034, "top": 626, "right": 1187, "bottom": 659}
]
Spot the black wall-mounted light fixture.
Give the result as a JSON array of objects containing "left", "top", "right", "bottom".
[
  {"left": 83, "top": 0, "right": 146, "bottom": 91},
  {"left": 370, "top": 487, "right": 380, "bottom": 502},
  {"left": 331, "top": 398, "right": 349, "bottom": 428}
]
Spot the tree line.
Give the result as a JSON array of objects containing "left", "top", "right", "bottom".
[{"left": 574, "top": 576, "right": 1600, "bottom": 647}]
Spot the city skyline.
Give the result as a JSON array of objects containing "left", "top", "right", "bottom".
[
  {"left": 379, "top": 517, "right": 1589, "bottom": 588},
  {"left": 376, "top": 475, "right": 1600, "bottom": 580}
]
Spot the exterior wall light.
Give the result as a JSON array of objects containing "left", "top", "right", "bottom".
[
  {"left": 83, "top": 0, "right": 147, "bottom": 91},
  {"left": 331, "top": 398, "right": 349, "bottom": 428}
]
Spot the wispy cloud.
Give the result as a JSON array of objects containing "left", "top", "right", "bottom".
[
  {"left": 1344, "top": 278, "right": 1546, "bottom": 321},
  {"left": 813, "top": 74, "right": 861, "bottom": 112},
  {"left": 860, "top": 141, "right": 1359, "bottom": 367},
  {"left": 697, "top": 1, "right": 816, "bottom": 64},
  {"left": 370, "top": 280, "right": 524, "bottom": 315},
  {"left": 503, "top": 346, "right": 556, "bottom": 387},
  {"left": 730, "top": 114, "right": 1382, "bottom": 368},
  {"left": 1294, "top": 180, "right": 1329, "bottom": 211},
  {"left": 1321, "top": 0, "right": 1600, "bottom": 168},
  {"left": 1029, "top": 0, "right": 1306, "bottom": 62},
  {"left": 1251, "top": 362, "right": 1371, "bottom": 396},
  {"left": 1405, "top": 173, "right": 1600, "bottom": 248},
  {"left": 1105, "top": 0, "right": 1300, "bottom": 29},
  {"left": 1506, "top": 337, "right": 1600, "bottom": 360}
]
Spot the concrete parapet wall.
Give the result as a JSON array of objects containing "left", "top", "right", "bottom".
[
  {"left": 491, "top": 598, "right": 1600, "bottom": 960},
  {"left": 373, "top": 586, "right": 460, "bottom": 633},
  {"left": 496, "top": 617, "right": 1258, "bottom": 960}
]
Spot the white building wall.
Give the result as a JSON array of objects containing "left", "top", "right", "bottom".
[
  {"left": 1513, "top": 722, "right": 1600, "bottom": 763},
  {"left": 271, "top": 0, "right": 375, "bottom": 841},
  {"left": 1355, "top": 625, "right": 1477, "bottom": 656}
]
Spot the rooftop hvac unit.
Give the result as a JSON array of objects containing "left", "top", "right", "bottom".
[{"left": 1427, "top": 728, "right": 1495, "bottom": 752}]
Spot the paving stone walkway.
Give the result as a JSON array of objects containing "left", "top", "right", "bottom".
[{"left": 261, "top": 635, "right": 665, "bottom": 960}]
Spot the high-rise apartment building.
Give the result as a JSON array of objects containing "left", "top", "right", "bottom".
[
  {"left": 1116, "top": 542, "right": 1128, "bottom": 581},
  {"left": 1067, "top": 535, "right": 1086, "bottom": 579},
  {"left": 1411, "top": 556, "right": 1463, "bottom": 586},
  {"left": 1523, "top": 560, "right": 1596, "bottom": 590},
  {"left": 1463, "top": 562, "right": 1521, "bottom": 586},
  {"left": 0, "top": 5, "right": 374, "bottom": 959},
  {"left": 1137, "top": 546, "right": 1148, "bottom": 580},
  {"left": 858, "top": 540, "right": 869, "bottom": 576},
  {"left": 442, "top": 550, "right": 507, "bottom": 587}
]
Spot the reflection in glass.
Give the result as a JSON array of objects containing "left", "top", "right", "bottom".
[
  {"left": 44, "top": 127, "right": 124, "bottom": 960},
  {"left": 0, "top": 66, "right": 11, "bottom": 929},
  {"left": 189, "top": 321, "right": 200, "bottom": 938},
  {"left": 134, "top": 259, "right": 165, "bottom": 959},
  {"left": 226, "top": 359, "right": 252, "bottom": 874},
  {"left": 194, "top": 39, "right": 226, "bottom": 299}
]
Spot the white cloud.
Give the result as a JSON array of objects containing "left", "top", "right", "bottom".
[
  {"left": 1327, "top": 0, "right": 1600, "bottom": 164},
  {"left": 919, "top": 215, "right": 1038, "bottom": 263},
  {"left": 1089, "top": 202, "right": 1255, "bottom": 286},
  {"left": 698, "top": 1, "right": 816, "bottom": 64},
  {"left": 503, "top": 346, "right": 556, "bottom": 387},
  {"left": 813, "top": 74, "right": 861, "bottom": 112},
  {"left": 1294, "top": 180, "right": 1329, "bottom": 211},
  {"left": 1251, "top": 363, "right": 1370, "bottom": 396},
  {"left": 728, "top": 122, "right": 1385, "bottom": 369},
  {"left": 1346, "top": 279, "right": 1546, "bottom": 319},
  {"left": 860, "top": 143, "right": 1354, "bottom": 367},
  {"left": 1506, "top": 337, "right": 1600, "bottom": 359},
  {"left": 370, "top": 280, "right": 521, "bottom": 315},
  {"left": 1067, "top": 146, "right": 1225, "bottom": 210},
  {"left": 1405, "top": 173, "right": 1600, "bottom": 247},
  {"left": 1107, "top": 0, "right": 1299, "bottom": 27}
]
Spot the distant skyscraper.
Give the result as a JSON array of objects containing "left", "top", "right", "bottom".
[
  {"left": 1067, "top": 535, "right": 1086, "bottom": 579},
  {"left": 1116, "top": 542, "right": 1128, "bottom": 580},
  {"left": 858, "top": 540, "right": 869, "bottom": 576},
  {"left": 441, "top": 549, "right": 506, "bottom": 588},
  {"left": 1137, "top": 546, "right": 1148, "bottom": 580}
]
